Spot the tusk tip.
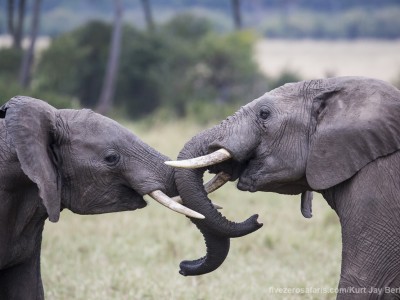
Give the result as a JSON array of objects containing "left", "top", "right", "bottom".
[
  {"left": 148, "top": 190, "right": 205, "bottom": 219},
  {"left": 164, "top": 160, "right": 190, "bottom": 168}
]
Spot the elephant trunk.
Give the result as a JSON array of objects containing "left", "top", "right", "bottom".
[
  {"left": 175, "top": 126, "right": 262, "bottom": 276},
  {"left": 179, "top": 223, "right": 230, "bottom": 276}
]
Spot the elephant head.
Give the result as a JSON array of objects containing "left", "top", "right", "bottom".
[
  {"left": 0, "top": 96, "right": 202, "bottom": 222},
  {"left": 168, "top": 77, "right": 400, "bottom": 276}
]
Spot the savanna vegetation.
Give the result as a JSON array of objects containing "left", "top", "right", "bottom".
[
  {"left": 1, "top": 0, "right": 399, "bottom": 122},
  {"left": 34, "top": 17, "right": 267, "bottom": 120},
  {"left": 0, "top": 13, "right": 302, "bottom": 122}
]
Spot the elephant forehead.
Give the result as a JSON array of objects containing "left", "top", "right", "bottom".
[
  {"left": 60, "top": 110, "right": 134, "bottom": 154},
  {"left": 248, "top": 93, "right": 302, "bottom": 112},
  {"left": 66, "top": 110, "right": 127, "bottom": 138}
]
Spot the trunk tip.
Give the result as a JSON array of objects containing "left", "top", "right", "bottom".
[{"left": 253, "top": 214, "right": 263, "bottom": 227}]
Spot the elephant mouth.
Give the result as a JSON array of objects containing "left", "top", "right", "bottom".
[
  {"left": 237, "top": 176, "right": 257, "bottom": 192},
  {"left": 168, "top": 148, "right": 293, "bottom": 194},
  {"left": 120, "top": 184, "right": 148, "bottom": 210},
  {"left": 238, "top": 174, "right": 310, "bottom": 195},
  {"left": 168, "top": 147, "right": 257, "bottom": 193},
  {"left": 207, "top": 154, "right": 258, "bottom": 192},
  {"left": 135, "top": 196, "right": 148, "bottom": 209}
]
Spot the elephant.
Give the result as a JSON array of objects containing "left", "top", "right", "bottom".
[
  {"left": 167, "top": 77, "right": 400, "bottom": 299},
  {"left": 0, "top": 96, "right": 203, "bottom": 300}
]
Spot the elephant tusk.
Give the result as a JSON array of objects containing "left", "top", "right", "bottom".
[
  {"left": 148, "top": 190, "right": 205, "bottom": 219},
  {"left": 165, "top": 149, "right": 232, "bottom": 169},
  {"left": 170, "top": 172, "right": 230, "bottom": 210},
  {"left": 204, "top": 171, "right": 231, "bottom": 194}
]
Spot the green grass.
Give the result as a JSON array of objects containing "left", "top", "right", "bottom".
[{"left": 41, "top": 120, "right": 341, "bottom": 299}]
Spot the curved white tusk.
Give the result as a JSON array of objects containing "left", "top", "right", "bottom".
[
  {"left": 148, "top": 190, "right": 205, "bottom": 219},
  {"left": 165, "top": 148, "right": 232, "bottom": 169},
  {"left": 170, "top": 172, "right": 231, "bottom": 209},
  {"left": 204, "top": 171, "right": 231, "bottom": 194}
]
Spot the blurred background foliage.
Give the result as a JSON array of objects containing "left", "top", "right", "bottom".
[
  {"left": 33, "top": 16, "right": 270, "bottom": 120},
  {"left": 0, "top": 0, "right": 399, "bottom": 123}
]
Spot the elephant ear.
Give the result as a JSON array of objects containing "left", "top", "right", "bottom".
[
  {"left": 306, "top": 78, "right": 400, "bottom": 190},
  {"left": 0, "top": 96, "right": 61, "bottom": 222}
]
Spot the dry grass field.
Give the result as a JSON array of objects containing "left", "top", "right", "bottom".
[
  {"left": 41, "top": 120, "right": 341, "bottom": 300},
  {"left": 255, "top": 39, "right": 400, "bottom": 82}
]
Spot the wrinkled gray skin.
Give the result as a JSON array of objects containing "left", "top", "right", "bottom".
[
  {"left": 176, "top": 77, "right": 400, "bottom": 299},
  {"left": 0, "top": 96, "right": 176, "bottom": 300}
]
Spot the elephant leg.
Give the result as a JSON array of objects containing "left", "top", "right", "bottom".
[{"left": 0, "top": 248, "right": 44, "bottom": 300}]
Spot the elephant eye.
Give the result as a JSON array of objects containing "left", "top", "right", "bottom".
[
  {"left": 104, "top": 153, "right": 120, "bottom": 166},
  {"left": 259, "top": 109, "right": 270, "bottom": 120}
]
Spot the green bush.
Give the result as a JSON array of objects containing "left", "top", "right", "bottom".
[
  {"left": 0, "top": 48, "right": 23, "bottom": 78},
  {"left": 185, "top": 100, "right": 239, "bottom": 125},
  {"left": 0, "top": 76, "right": 24, "bottom": 105},
  {"left": 116, "top": 28, "right": 178, "bottom": 117},
  {"left": 0, "top": 75, "right": 77, "bottom": 109},
  {"left": 0, "top": 46, "right": 76, "bottom": 108},
  {"left": 35, "top": 14, "right": 268, "bottom": 120},
  {"left": 195, "top": 31, "right": 265, "bottom": 103},
  {"left": 35, "top": 20, "right": 111, "bottom": 107}
]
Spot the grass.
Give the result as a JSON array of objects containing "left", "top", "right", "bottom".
[
  {"left": 41, "top": 120, "right": 342, "bottom": 299},
  {"left": 255, "top": 39, "right": 400, "bottom": 83}
]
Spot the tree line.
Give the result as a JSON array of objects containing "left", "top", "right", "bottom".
[
  {"left": 2, "top": 0, "right": 398, "bottom": 121},
  {"left": 1, "top": 0, "right": 248, "bottom": 117}
]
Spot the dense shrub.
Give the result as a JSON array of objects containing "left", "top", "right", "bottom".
[
  {"left": 35, "top": 15, "right": 268, "bottom": 119},
  {"left": 35, "top": 21, "right": 111, "bottom": 107},
  {"left": 0, "top": 48, "right": 23, "bottom": 78},
  {"left": 0, "top": 48, "right": 74, "bottom": 108}
]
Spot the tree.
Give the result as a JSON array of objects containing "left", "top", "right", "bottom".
[
  {"left": 140, "top": 0, "right": 154, "bottom": 31},
  {"left": 7, "top": 0, "right": 14, "bottom": 38},
  {"left": 35, "top": 21, "right": 112, "bottom": 107},
  {"left": 14, "top": 0, "right": 26, "bottom": 49},
  {"left": 19, "top": 0, "right": 41, "bottom": 88},
  {"left": 96, "top": 0, "right": 123, "bottom": 115},
  {"left": 231, "top": 0, "right": 242, "bottom": 30},
  {"left": 6, "top": 0, "right": 26, "bottom": 49}
]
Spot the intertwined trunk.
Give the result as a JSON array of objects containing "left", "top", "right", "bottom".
[{"left": 175, "top": 125, "right": 262, "bottom": 275}]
